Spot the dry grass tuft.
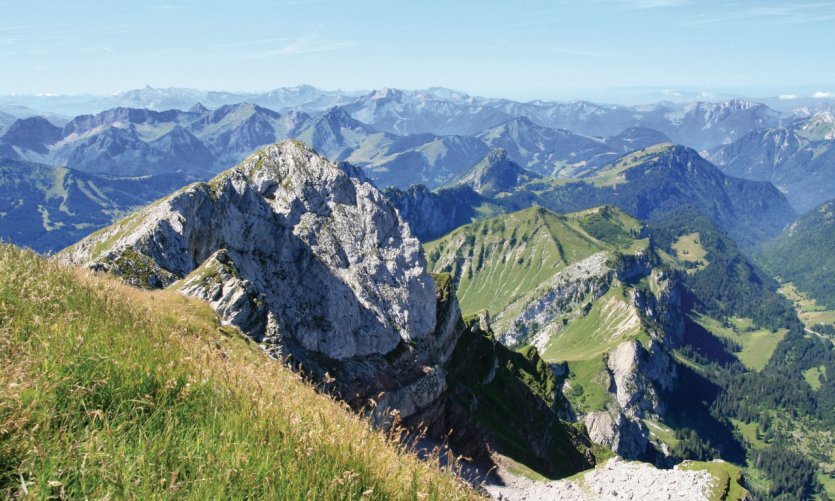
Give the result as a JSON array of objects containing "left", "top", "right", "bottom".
[{"left": 0, "top": 244, "right": 480, "bottom": 500}]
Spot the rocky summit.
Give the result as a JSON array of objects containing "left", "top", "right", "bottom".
[{"left": 59, "top": 140, "right": 455, "bottom": 422}]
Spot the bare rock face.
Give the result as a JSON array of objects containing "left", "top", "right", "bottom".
[
  {"left": 491, "top": 249, "right": 683, "bottom": 459},
  {"left": 486, "top": 457, "right": 720, "bottom": 501},
  {"left": 60, "top": 140, "right": 451, "bottom": 420},
  {"left": 496, "top": 252, "right": 613, "bottom": 347},
  {"left": 584, "top": 409, "right": 650, "bottom": 461}
]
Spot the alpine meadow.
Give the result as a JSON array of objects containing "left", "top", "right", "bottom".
[{"left": 1, "top": 1, "right": 834, "bottom": 499}]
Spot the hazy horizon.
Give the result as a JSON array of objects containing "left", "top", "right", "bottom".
[
  {"left": 1, "top": 83, "right": 833, "bottom": 109},
  {"left": 2, "top": 0, "right": 834, "bottom": 103}
]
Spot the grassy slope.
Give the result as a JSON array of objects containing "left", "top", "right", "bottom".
[
  {"left": 0, "top": 245, "right": 478, "bottom": 500},
  {"left": 541, "top": 285, "right": 644, "bottom": 363},
  {"left": 760, "top": 200, "right": 835, "bottom": 310},
  {"left": 779, "top": 283, "right": 835, "bottom": 329},
  {"left": 424, "top": 205, "right": 643, "bottom": 317},
  {"left": 803, "top": 366, "right": 826, "bottom": 391},
  {"left": 444, "top": 312, "right": 593, "bottom": 479},
  {"left": 649, "top": 208, "right": 798, "bottom": 332},
  {"left": 540, "top": 285, "right": 649, "bottom": 414},
  {"left": 671, "top": 232, "right": 709, "bottom": 274},
  {"left": 426, "top": 206, "right": 651, "bottom": 418},
  {"left": 562, "top": 358, "right": 611, "bottom": 414},
  {"left": 691, "top": 314, "right": 788, "bottom": 372},
  {"left": 587, "top": 143, "right": 675, "bottom": 187},
  {"left": 426, "top": 206, "right": 653, "bottom": 421},
  {"left": 679, "top": 461, "right": 749, "bottom": 501}
]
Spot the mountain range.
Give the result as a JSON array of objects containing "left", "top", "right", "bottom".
[
  {"left": 55, "top": 140, "right": 603, "bottom": 480},
  {"left": 1, "top": 85, "right": 834, "bottom": 499},
  {"left": 709, "top": 111, "right": 835, "bottom": 212},
  {"left": 390, "top": 143, "right": 796, "bottom": 249},
  {"left": 3, "top": 135, "right": 833, "bottom": 499},
  {"left": 0, "top": 104, "right": 311, "bottom": 177},
  {"left": 0, "top": 84, "right": 363, "bottom": 118},
  {"left": 0, "top": 158, "right": 189, "bottom": 253},
  {"left": 0, "top": 85, "right": 814, "bottom": 146}
]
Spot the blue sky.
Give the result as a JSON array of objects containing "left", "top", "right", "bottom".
[{"left": 1, "top": 0, "right": 833, "bottom": 101}]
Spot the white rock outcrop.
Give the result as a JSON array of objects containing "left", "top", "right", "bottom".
[
  {"left": 59, "top": 140, "right": 451, "bottom": 420},
  {"left": 485, "top": 457, "right": 717, "bottom": 501},
  {"left": 491, "top": 249, "right": 684, "bottom": 459}
]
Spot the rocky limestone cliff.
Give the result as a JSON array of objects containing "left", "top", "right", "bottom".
[
  {"left": 492, "top": 249, "right": 685, "bottom": 459},
  {"left": 383, "top": 184, "right": 486, "bottom": 242},
  {"left": 440, "top": 300, "right": 595, "bottom": 477},
  {"left": 485, "top": 457, "right": 735, "bottom": 501},
  {"left": 494, "top": 252, "right": 616, "bottom": 347},
  {"left": 59, "top": 140, "right": 457, "bottom": 423}
]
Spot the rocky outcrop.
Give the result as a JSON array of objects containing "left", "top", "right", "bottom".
[
  {"left": 584, "top": 409, "right": 650, "bottom": 459},
  {"left": 59, "top": 140, "right": 456, "bottom": 423},
  {"left": 383, "top": 184, "right": 486, "bottom": 241},
  {"left": 444, "top": 148, "right": 541, "bottom": 196},
  {"left": 495, "top": 252, "right": 614, "bottom": 347},
  {"left": 495, "top": 251, "right": 654, "bottom": 348},
  {"left": 485, "top": 457, "right": 724, "bottom": 501},
  {"left": 489, "top": 247, "right": 684, "bottom": 459},
  {"left": 607, "top": 339, "right": 675, "bottom": 416}
]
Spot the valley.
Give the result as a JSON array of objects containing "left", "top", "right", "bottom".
[
  {"left": 4, "top": 0, "right": 835, "bottom": 496},
  {"left": 1, "top": 84, "right": 834, "bottom": 500}
]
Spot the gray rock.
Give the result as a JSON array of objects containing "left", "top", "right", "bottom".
[
  {"left": 485, "top": 457, "right": 718, "bottom": 501},
  {"left": 491, "top": 250, "right": 683, "bottom": 459},
  {"left": 59, "top": 140, "right": 455, "bottom": 421}
]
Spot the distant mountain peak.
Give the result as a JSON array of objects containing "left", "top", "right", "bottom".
[
  {"left": 507, "top": 115, "right": 536, "bottom": 126},
  {"left": 188, "top": 102, "right": 209, "bottom": 114},
  {"left": 0, "top": 115, "right": 63, "bottom": 152},
  {"left": 449, "top": 147, "right": 540, "bottom": 196},
  {"left": 7, "top": 115, "right": 59, "bottom": 131},
  {"left": 368, "top": 87, "right": 405, "bottom": 102},
  {"left": 314, "top": 106, "right": 375, "bottom": 134},
  {"left": 620, "top": 143, "right": 702, "bottom": 167},
  {"left": 322, "top": 105, "right": 354, "bottom": 120},
  {"left": 484, "top": 147, "right": 510, "bottom": 163}
]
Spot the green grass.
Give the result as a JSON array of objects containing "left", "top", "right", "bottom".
[
  {"left": 561, "top": 357, "right": 611, "bottom": 413},
  {"left": 425, "top": 207, "right": 607, "bottom": 316},
  {"left": 587, "top": 143, "right": 676, "bottom": 187},
  {"left": 425, "top": 205, "right": 653, "bottom": 449},
  {"left": 502, "top": 457, "right": 551, "bottom": 482},
  {"left": 691, "top": 313, "right": 787, "bottom": 371},
  {"left": 643, "top": 419, "right": 680, "bottom": 449},
  {"left": 779, "top": 283, "right": 835, "bottom": 328},
  {"left": 761, "top": 201, "right": 835, "bottom": 310},
  {"left": 796, "top": 114, "right": 835, "bottom": 141},
  {"left": 819, "top": 471, "right": 835, "bottom": 499},
  {"left": 803, "top": 366, "right": 827, "bottom": 391},
  {"left": 135, "top": 122, "right": 176, "bottom": 142},
  {"left": 542, "top": 286, "right": 643, "bottom": 362},
  {"left": 729, "top": 408, "right": 835, "bottom": 499},
  {"left": 730, "top": 419, "right": 768, "bottom": 448},
  {"left": 0, "top": 245, "right": 478, "bottom": 500},
  {"left": 425, "top": 206, "right": 643, "bottom": 318},
  {"left": 673, "top": 349, "right": 709, "bottom": 373},
  {"left": 445, "top": 317, "right": 592, "bottom": 479},
  {"left": 671, "top": 232, "right": 709, "bottom": 274},
  {"left": 679, "top": 461, "right": 749, "bottom": 500}
]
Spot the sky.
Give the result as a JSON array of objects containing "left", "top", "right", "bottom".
[{"left": 1, "top": 0, "right": 834, "bottom": 102}]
